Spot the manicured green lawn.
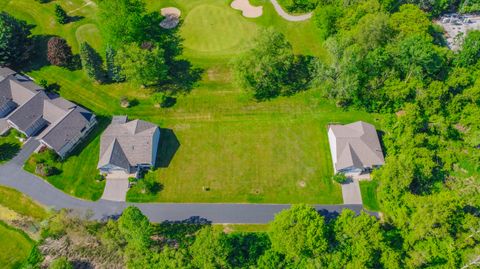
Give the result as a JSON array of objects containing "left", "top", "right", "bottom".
[
  {"left": 0, "top": 222, "right": 34, "bottom": 269},
  {"left": 360, "top": 180, "right": 381, "bottom": 211},
  {"left": 0, "top": 186, "right": 48, "bottom": 220},
  {"left": 0, "top": 130, "right": 22, "bottom": 164},
  {"left": 2, "top": 0, "right": 381, "bottom": 204}
]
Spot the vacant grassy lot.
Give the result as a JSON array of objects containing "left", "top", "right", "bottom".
[
  {"left": 1, "top": 0, "right": 380, "bottom": 203},
  {"left": 0, "top": 222, "right": 34, "bottom": 268}
]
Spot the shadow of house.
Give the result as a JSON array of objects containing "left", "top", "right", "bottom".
[{"left": 156, "top": 128, "right": 180, "bottom": 168}]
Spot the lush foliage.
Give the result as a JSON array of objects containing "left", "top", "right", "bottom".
[
  {"left": 277, "top": 0, "right": 318, "bottom": 12},
  {"left": 311, "top": 1, "right": 480, "bottom": 267},
  {"left": 115, "top": 42, "right": 168, "bottom": 87},
  {"left": 0, "top": 12, "right": 32, "bottom": 67},
  {"left": 234, "top": 28, "right": 314, "bottom": 100},
  {"left": 79, "top": 42, "right": 104, "bottom": 82}
]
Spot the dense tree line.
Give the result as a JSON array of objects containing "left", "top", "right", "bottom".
[{"left": 27, "top": 205, "right": 402, "bottom": 268}]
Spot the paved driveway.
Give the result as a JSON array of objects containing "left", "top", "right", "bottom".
[
  {"left": 102, "top": 178, "right": 129, "bottom": 202},
  {"left": 341, "top": 179, "right": 363, "bottom": 205}
]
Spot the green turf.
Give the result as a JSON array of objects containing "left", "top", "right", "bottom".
[
  {"left": 0, "top": 222, "right": 34, "bottom": 269},
  {"left": 0, "top": 186, "right": 48, "bottom": 220},
  {"left": 2, "top": 0, "right": 380, "bottom": 204},
  {"left": 0, "top": 130, "right": 22, "bottom": 164},
  {"left": 360, "top": 180, "right": 381, "bottom": 211}
]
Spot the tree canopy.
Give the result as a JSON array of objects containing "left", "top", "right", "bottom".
[{"left": 0, "top": 12, "right": 32, "bottom": 67}]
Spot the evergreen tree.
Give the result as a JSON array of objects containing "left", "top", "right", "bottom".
[
  {"left": 79, "top": 42, "right": 103, "bottom": 82},
  {"left": 105, "top": 44, "right": 124, "bottom": 82},
  {"left": 0, "top": 12, "right": 32, "bottom": 66},
  {"left": 54, "top": 5, "right": 68, "bottom": 24}
]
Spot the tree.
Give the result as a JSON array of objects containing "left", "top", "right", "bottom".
[
  {"left": 118, "top": 206, "right": 152, "bottom": 249},
  {"left": 48, "top": 257, "right": 73, "bottom": 269},
  {"left": 115, "top": 42, "right": 168, "bottom": 87},
  {"left": 98, "top": 0, "right": 147, "bottom": 48},
  {"left": 0, "top": 12, "right": 32, "bottom": 66},
  {"left": 79, "top": 42, "right": 104, "bottom": 82},
  {"left": 105, "top": 44, "right": 124, "bottom": 82},
  {"left": 190, "top": 226, "right": 232, "bottom": 268},
  {"left": 54, "top": 4, "right": 68, "bottom": 24},
  {"left": 47, "top": 37, "right": 73, "bottom": 67},
  {"left": 268, "top": 204, "right": 327, "bottom": 260},
  {"left": 314, "top": 4, "right": 342, "bottom": 40},
  {"left": 333, "top": 210, "right": 394, "bottom": 268},
  {"left": 233, "top": 28, "right": 295, "bottom": 100},
  {"left": 455, "top": 31, "right": 480, "bottom": 67}
]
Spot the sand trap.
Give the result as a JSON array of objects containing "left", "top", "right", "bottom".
[
  {"left": 160, "top": 7, "right": 181, "bottom": 29},
  {"left": 231, "top": 0, "right": 263, "bottom": 18}
]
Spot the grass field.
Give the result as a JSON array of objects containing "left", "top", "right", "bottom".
[
  {"left": 0, "top": 222, "right": 34, "bottom": 269},
  {"left": 360, "top": 180, "right": 381, "bottom": 211},
  {"left": 0, "top": 186, "right": 48, "bottom": 220},
  {"left": 0, "top": 130, "right": 22, "bottom": 164},
  {"left": 1, "top": 0, "right": 380, "bottom": 204}
]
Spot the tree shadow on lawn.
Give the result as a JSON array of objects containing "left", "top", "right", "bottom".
[
  {"left": 20, "top": 34, "right": 56, "bottom": 72},
  {"left": 21, "top": 34, "right": 82, "bottom": 72},
  {"left": 0, "top": 143, "right": 21, "bottom": 163},
  {"left": 153, "top": 216, "right": 211, "bottom": 246},
  {"left": 153, "top": 17, "right": 204, "bottom": 97},
  {"left": 155, "top": 128, "right": 180, "bottom": 168}
]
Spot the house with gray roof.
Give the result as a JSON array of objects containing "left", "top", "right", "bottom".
[
  {"left": 0, "top": 67, "right": 96, "bottom": 158},
  {"left": 98, "top": 116, "right": 160, "bottom": 174},
  {"left": 328, "top": 121, "right": 384, "bottom": 174}
]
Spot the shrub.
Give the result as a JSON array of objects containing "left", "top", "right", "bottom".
[
  {"left": 332, "top": 173, "right": 349, "bottom": 184},
  {"left": 47, "top": 37, "right": 73, "bottom": 67}
]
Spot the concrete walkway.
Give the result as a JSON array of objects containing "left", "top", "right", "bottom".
[
  {"left": 269, "top": 0, "right": 312, "bottom": 22},
  {"left": 0, "top": 142, "right": 376, "bottom": 223}
]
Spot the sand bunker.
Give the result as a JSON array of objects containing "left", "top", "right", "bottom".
[
  {"left": 231, "top": 0, "right": 263, "bottom": 18},
  {"left": 160, "top": 7, "right": 181, "bottom": 29}
]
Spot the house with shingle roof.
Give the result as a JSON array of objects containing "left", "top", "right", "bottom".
[
  {"left": 97, "top": 116, "right": 160, "bottom": 174},
  {"left": 0, "top": 67, "right": 96, "bottom": 158},
  {"left": 328, "top": 121, "right": 385, "bottom": 174}
]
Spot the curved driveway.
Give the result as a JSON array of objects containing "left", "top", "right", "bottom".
[
  {"left": 0, "top": 139, "right": 371, "bottom": 223},
  {"left": 269, "top": 0, "right": 312, "bottom": 22}
]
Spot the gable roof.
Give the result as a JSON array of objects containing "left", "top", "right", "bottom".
[
  {"left": 39, "top": 106, "right": 94, "bottom": 153},
  {"left": 98, "top": 116, "right": 159, "bottom": 170},
  {"left": 0, "top": 67, "right": 95, "bottom": 155},
  {"left": 329, "top": 121, "right": 385, "bottom": 171}
]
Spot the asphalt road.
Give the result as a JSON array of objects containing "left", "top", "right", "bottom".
[{"left": 0, "top": 139, "right": 375, "bottom": 223}]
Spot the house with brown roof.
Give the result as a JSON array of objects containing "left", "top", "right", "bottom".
[
  {"left": 328, "top": 121, "right": 385, "bottom": 174},
  {"left": 97, "top": 116, "right": 160, "bottom": 175},
  {"left": 0, "top": 67, "right": 96, "bottom": 158}
]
